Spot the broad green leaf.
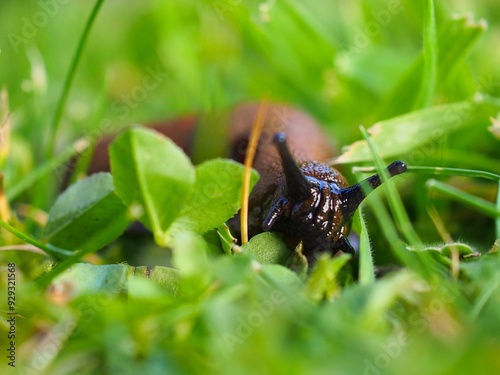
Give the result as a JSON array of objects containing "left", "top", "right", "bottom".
[
  {"left": 110, "top": 127, "right": 195, "bottom": 245},
  {"left": 171, "top": 231, "right": 209, "bottom": 276},
  {"left": 202, "top": 228, "right": 226, "bottom": 256},
  {"left": 50, "top": 263, "right": 181, "bottom": 300},
  {"left": 148, "top": 266, "right": 181, "bottom": 293},
  {"left": 241, "top": 232, "right": 292, "bottom": 265},
  {"left": 127, "top": 275, "right": 167, "bottom": 299},
  {"left": 50, "top": 263, "right": 130, "bottom": 298},
  {"left": 176, "top": 159, "right": 259, "bottom": 234},
  {"left": 130, "top": 266, "right": 181, "bottom": 298},
  {"left": 212, "top": 254, "right": 254, "bottom": 286},
  {"left": 261, "top": 264, "right": 303, "bottom": 290},
  {"left": 335, "top": 98, "right": 500, "bottom": 164},
  {"left": 44, "top": 173, "right": 129, "bottom": 252}
]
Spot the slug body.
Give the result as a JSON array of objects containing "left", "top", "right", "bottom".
[
  {"left": 88, "top": 103, "right": 406, "bottom": 261},
  {"left": 259, "top": 135, "right": 406, "bottom": 258}
]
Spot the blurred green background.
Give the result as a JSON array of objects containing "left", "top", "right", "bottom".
[
  {"left": 1, "top": 1, "right": 500, "bottom": 374},
  {"left": 1, "top": 0, "right": 499, "bottom": 148}
]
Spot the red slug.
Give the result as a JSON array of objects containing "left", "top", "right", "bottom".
[{"left": 88, "top": 103, "right": 406, "bottom": 261}]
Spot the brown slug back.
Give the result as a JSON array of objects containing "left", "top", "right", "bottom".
[{"left": 88, "top": 102, "right": 406, "bottom": 261}]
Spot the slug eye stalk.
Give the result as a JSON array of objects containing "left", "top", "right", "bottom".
[
  {"left": 273, "top": 132, "right": 312, "bottom": 203},
  {"left": 339, "top": 160, "right": 407, "bottom": 222}
]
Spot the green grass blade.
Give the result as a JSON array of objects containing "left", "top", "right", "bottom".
[
  {"left": 376, "top": 14, "right": 487, "bottom": 119},
  {"left": 360, "top": 165, "right": 500, "bottom": 240},
  {"left": 359, "top": 126, "right": 422, "bottom": 248},
  {"left": 355, "top": 208, "right": 375, "bottom": 285},
  {"left": 413, "top": 0, "right": 437, "bottom": 109},
  {"left": 407, "top": 166, "right": 500, "bottom": 181},
  {"left": 350, "top": 128, "right": 417, "bottom": 271},
  {"left": 438, "top": 15, "right": 488, "bottom": 85},
  {"left": 47, "top": 0, "right": 105, "bottom": 157},
  {"left": 360, "top": 186, "right": 414, "bottom": 268},
  {"left": 426, "top": 179, "right": 500, "bottom": 219},
  {"left": 496, "top": 181, "right": 500, "bottom": 239},
  {"left": 0, "top": 219, "right": 72, "bottom": 259},
  {"left": 7, "top": 138, "right": 90, "bottom": 200},
  {"left": 353, "top": 165, "right": 500, "bottom": 182},
  {"left": 470, "top": 271, "right": 500, "bottom": 320},
  {"left": 36, "top": 249, "right": 91, "bottom": 289}
]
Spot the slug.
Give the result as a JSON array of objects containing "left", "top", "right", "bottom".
[{"left": 88, "top": 103, "right": 407, "bottom": 261}]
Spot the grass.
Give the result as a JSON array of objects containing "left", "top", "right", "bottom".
[{"left": 1, "top": 0, "right": 500, "bottom": 374}]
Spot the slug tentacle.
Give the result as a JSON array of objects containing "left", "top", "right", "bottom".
[
  {"left": 273, "top": 132, "right": 312, "bottom": 203},
  {"left": 339, "top": 160, "right": 408, "bottom": 222}
]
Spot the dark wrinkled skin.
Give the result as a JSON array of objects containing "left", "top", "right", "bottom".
[{"left": 256, "top": 161, "right": 354, "bottom": 261}]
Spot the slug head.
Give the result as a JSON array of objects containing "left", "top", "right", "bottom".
[{"left": 261, "top": 132, "right": 407, "bottom": 258}]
